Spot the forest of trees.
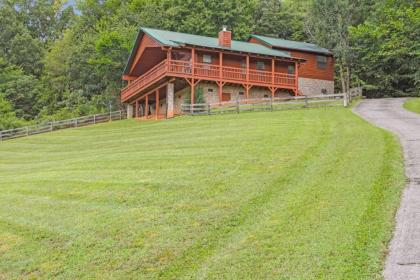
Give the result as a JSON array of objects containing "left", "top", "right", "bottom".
[{"left": 0, "top": 0, "right": 418, "bottom": 129}]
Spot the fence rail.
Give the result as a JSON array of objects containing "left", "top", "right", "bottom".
[
  {"left": 0, "top": 110, "right": 125, "bottom": 142},
  {"left": 182, "top": 88, "right": 362, "bottom": 115}
]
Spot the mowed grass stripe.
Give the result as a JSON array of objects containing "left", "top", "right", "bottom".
[
  {"left": 0, "top": 108, "right": 403, "bottom": 279},
  {"left": 403, "top": 97, "right": 420, "bottom": 114}
]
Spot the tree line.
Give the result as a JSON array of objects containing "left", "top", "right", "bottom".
[{"left": 0, "top": 0, "right": 418, "bottom": 129}]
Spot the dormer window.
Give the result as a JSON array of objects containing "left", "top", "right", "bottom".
[{"left": 203, "top": 54, "right": 212, "bottom": 64}]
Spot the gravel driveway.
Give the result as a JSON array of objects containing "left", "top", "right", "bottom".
[{"left": 354, "top": 98, "right": 420, "bottom": 280}]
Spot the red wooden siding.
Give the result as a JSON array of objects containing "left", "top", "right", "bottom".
[
  {"left": 284, "top": 50, "right": 334, "bottom": 81},
  {"left": 195, "top": 52, "right": 293, "bottom": 74},
  {"left": 129, "top": 34, "right": 162, "bottom": 76},
  {"left": 122, "top": 34, "right": 305, "bottom": 103},
  {"left": 249, "top": 37, "right": 334, "bottom": 81}
]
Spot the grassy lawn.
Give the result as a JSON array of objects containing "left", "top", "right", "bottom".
[
  {"left": 403, "top": 98, "right": 420, "bottom": 114},
  {"left": 0, "top": 108, "right": 404, "bottom": 279}
]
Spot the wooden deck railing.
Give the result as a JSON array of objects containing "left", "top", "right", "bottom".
[
  {"left": 121, "top": 60, "right": 168, "bottom": 101},
  {"left": 121, "top": 59, "right": 297, "bottom": 102}
]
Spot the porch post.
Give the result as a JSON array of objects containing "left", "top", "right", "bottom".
[
  {"left": 271, "top": 58, "right": 275, "bottom": 98},
  {"left": 191, "top": 48, "right": 195, "bottom": 106},
  {"left": 155, "top": 90, "right": 159, "bottom": 120},
  {"left": 246, "top": 55, "right": 250, "bottom": 99},
  {"left": 295, "top": 62, "right": 299, "bottom": 96},
  {"left": 166, "top": 83, "right": 174, "bottom": 118},
  {"left": 127, "top": 103, "right": 133, "bottom": 119},
  {"left": 135, "top": 100, "right": 139, "bottom": 118},
  {"left": 191, "top": 80, "right": 195, "bottom": 106},
  {"left": 145, "top": 94, "right": 149, "bottom": 118},
  {"left": 219, "top": 52, "right": 223, "bottom": 102},
  {"left": 218, "top": 83, "right": 223, "bottom": 103}
]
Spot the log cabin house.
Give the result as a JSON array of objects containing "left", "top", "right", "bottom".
[{"left": 122, "top": 27, "right": 334, "bottom": 119}]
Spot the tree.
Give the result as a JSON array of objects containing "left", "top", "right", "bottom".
[
  {"left": 253, "top": 0, "right": 309, "bottom": 41},
  {"left": 13, "top": 0, "right": 75, "bottom": 44},
  {"left": 350, "top": 0, "right": 420, "bottom": 97},
  {"left": 137, "top": 0, "right": 256, "bottom": 40},
  {"left": 0, "top": 4, "right": 44, "bottom": 76},
  {"left": 0, "top": 95, "right": 25, "bottom": 130},
  {"left": 0, "top": 59, "right": 42, "bottom": 120},
  {"left": 306, "top": 0, "right": 375, "bottom": 93}
]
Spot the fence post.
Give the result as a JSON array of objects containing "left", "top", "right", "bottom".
[
  {"left": 26, "top": 126, "right": 29, "bottom": 136},
  {"left": 0, "top": 131, "right": 2, "bottom": 142},
  {"left": 75, "top": 118, "right": 78, "bottom": 127},
  {"left": 208, "top": 104, "right": 211, "bottom": 115},
  {"left": 236, "top": 100, "right": 240, "bottom": 114},
  {"left": 50, "top": 122, "right": 53, "bottom": 132},
  {"left": 119, "top": 110, "right": 122, "bottom": 120},
  {"left": 109, "top": 110, "right": 112, "bottom": 121},
  {"left": 304, "top": 97, "right": 309, "bottom": 108},
  {"left": 93, "top": 114, "right": 96, "bottom": 124}
]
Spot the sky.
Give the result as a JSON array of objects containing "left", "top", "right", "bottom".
[{"left": 63, "top": 0, "right": 80, "bottom": 14}]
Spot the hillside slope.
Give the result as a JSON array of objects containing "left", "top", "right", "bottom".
[{"left": 0, "top": 109, "right": 404, "bottom": 279}]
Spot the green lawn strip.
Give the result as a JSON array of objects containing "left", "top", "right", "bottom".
[
  {"left": 403, "top": 98, "right": 420, "bottom": 114},
  {"left": 157, "top": 115, "right": 332, "bottom": 279},
  {"left": 0, "top": 109, "right": 404, "bottom": 279}
]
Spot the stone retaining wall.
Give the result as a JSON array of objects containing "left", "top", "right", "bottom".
[{"left": 298, "top": 77, "right": 334, "bottom": 96}]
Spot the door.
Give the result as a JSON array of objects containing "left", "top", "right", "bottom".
[{"left": 222, "top": 92, "right": 231, "bottom": 102}]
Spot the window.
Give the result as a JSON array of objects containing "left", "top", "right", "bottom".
[
  {"left": 256, "top": 61, "right": 265, "bottom": 71},
  {"left": 207, "top": 88, "right": 214, "bottom": 93},
  {"left": 287, "top": 65, "right": 295, "bottom": 74},
  {"left": 239, "top": 91, "right": 244, "bottom": 96},
  {"left": 203, "top": 54, "right": 212, "bottom": 64},
  {"left": 316, "top": 55, "right": 327, "bottom": 69},
  {"left": 321, "top": 88, "right": 327, "bottom": 95},
  {"left": 240, "top": 60, "right": 246, "bottom": 74}
]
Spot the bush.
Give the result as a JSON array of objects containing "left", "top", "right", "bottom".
[
  {"left": 184, "top": 86, "right": 206, "bottom": 104},
  {"left": 0, "top": 95, "right": 26, "bottom": 130}
]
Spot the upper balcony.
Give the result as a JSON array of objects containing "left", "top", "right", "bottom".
[{"left": 121, "top": 59, "right": 297, "bottom": 103}]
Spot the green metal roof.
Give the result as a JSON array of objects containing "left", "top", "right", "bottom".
[
  {"left": 124, "top": 27, "right": 299, "bottom": 75},
  {"left": 250, "top": 34, "right": 332, "bottom": 55},
  {"left": 142, "top": 27, "right": 294, "bottom": 58}
]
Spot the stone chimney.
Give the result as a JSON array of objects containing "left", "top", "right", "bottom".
[{"left": 218, "top": 26, "right": 231, "bottom": 48}]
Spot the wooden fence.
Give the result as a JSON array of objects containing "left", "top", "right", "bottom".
[
  {"left": 349, "top": 87, "right": 363, "bottom": 98},
  {"left": 0, "top": 88, "right": 363, "bottom": 141},
  {"left": 0, "top": 110, "right": 125, "bottom": 142},
  {"left": 182, "top": 88, "right": 362, "bottom": 115}
]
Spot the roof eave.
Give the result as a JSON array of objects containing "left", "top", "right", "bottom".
[
  {"left": 181, "top": 43, "right": 303, "bottom": 61},
  {"left": 250, "top": 34, "right": 333, "bottom": 56}
]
